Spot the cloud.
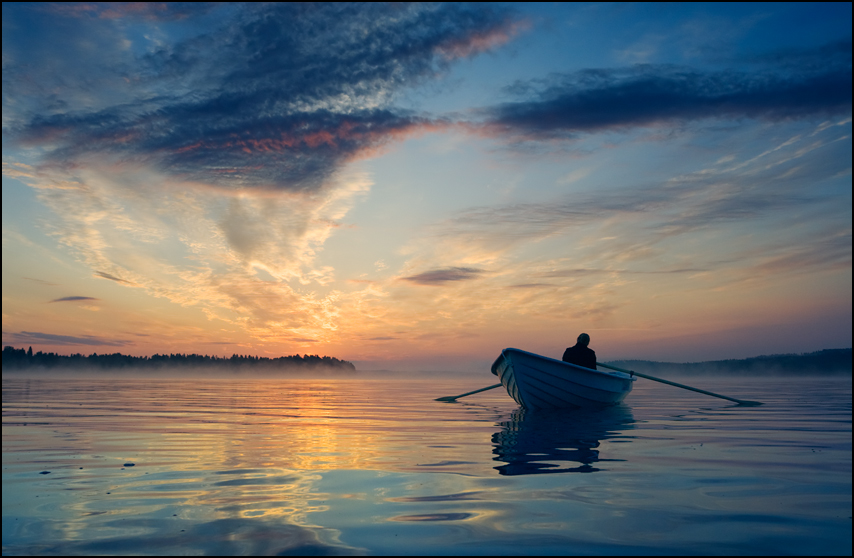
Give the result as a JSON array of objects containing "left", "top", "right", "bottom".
[
  {"left": 401, "top": 267, "right": 485, "bottom": 285},
  {"left": 440, "top": 121, "right": 852, "bottom": 257},
  {"left": 94, "top": 271, "right": 135, "bottom": 285},
  {"left": 393, "top": 117, "right": 851, "bottom": 316},
  {"left": 24, "top": 277, "right": 59, "bottom": 286},
  {"left": 18, "top": 162, "right": 381, "bottom": 342},
  {"left": 5, "top": 3, "right": 519, "bottom": 191},
  {"left": 740, "top": 227, "right": 852, "bottom": 277},
  {"left": 3, "top": 2, "right": 526, "bottom": 345},
  {"left": 44, "top": 2, "right": 220, "bottom": 21},
  {"left": 49, "top": 296, "right": 98, "bottom": 303},
  {"left": 4, "top": 331, "right": 131, "bottom": 347},
  {"left": 482, "top": 40, "right": 852, "bottom": 140},
  {"left": 535, "top": 268, "right": 705, "bottom": 278}
]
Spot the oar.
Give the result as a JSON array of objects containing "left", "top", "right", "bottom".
[
  {"left": 598, "top": 362, "right": 762, "bottom": 406},
  {"left": 435, "top": 383, "right": 502, "bottom": 402}
]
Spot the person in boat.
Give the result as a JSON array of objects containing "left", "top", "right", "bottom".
[{"left": 562, "top": 333, "right": 597, "bottom": 370}]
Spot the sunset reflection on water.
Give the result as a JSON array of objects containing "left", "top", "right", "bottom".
[{"left": 3, "top": 375, "right": 851, "bottom": 555}]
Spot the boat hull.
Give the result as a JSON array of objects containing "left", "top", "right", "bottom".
[{"left": 491, "top": 348, "right": 635, "bottom": 409}]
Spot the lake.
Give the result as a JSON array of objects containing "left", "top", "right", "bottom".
[{"left": 2, "top": 374, "right": 851, "bottom": 555}]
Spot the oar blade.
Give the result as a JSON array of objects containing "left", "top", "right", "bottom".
[{"left": 736, "top": 400, "right": 763, "bottom": 407}]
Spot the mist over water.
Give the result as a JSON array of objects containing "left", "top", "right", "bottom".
[
  {"left": 3, "top": 373, "right": 851, "bottom": 555},
  {"left": 2, "top": 366, "right": 364, "bottom": 381}
]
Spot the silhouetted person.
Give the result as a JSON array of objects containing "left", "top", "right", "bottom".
[{"left": 562, "top": 333, "right": 597, "bottom": 370}]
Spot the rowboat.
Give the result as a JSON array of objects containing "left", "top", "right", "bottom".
[{"left": 491, "top": 348, "right": 635, "bottom": 409}]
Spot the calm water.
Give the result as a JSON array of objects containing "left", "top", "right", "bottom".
[{"left": 2, "top": 374, "right": 851, "bottom": 555}]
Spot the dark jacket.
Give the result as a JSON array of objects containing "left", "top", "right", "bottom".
[{"left": 562, "top": 343, "right": 597, "bottom": 370}]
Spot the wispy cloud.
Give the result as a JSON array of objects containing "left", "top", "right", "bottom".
[
  {"left": 385, "top": 118, "right": 851, "bottom": 331},
  {"left": 44, "top": 2, "right": 220, "bottom": 21},
  {"left": 22, "top": 163, "right": 379, "bottom": 342},
  {"left": 437, "top": 120, "right": 851, "bottom": 260},
  {"left": 24, "top": 277, "right": 59, "bottom": 286},
  {"left": 4, "top": 331, "right": 131, "bottom": 347},
  {"left": 535, "top": 268, "right": 705, "bottom": 278},
  {"left": 506, "top": 283, "right": 555, "bottom": 289}
]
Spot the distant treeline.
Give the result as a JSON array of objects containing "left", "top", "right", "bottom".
[
  {"left": 2, "top": 346, "right": 356, "bottom": 372},
  {"left": 606, "top": 348, "right": 852, "bottom": 376}
]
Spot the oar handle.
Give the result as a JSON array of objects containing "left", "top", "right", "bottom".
[{"left": 598, "top": 362, "right": 761, "bottom": 406}]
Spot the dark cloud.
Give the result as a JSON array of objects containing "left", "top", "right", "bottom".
[
  {"left": 94, "top": 271, "right": 134, "bottom": 284},
  {"left": 4, "top": 331, "right": 131, "bottom": 347},
  {"left": 506, "top": 283, "right": 554, "bottom": 289},
  {"left": 483, "top": 40, "right": 852, "bottom": 139},
  {"left": 49, "top": 296, "right": 98, "bottom": 303},
  {"left": 401, "top": 267, "right": 484, "bottom": 285},
  {"left": 6, "top": 3, "right": 517, "bottom": 191}
]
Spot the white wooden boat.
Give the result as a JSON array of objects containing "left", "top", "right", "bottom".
[{"left": 491, "top": 348, "right": 635, "bottom": 409}]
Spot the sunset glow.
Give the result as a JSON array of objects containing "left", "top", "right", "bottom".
[{"left": 2, "top": 3, "right": 851, "bottom": 370}]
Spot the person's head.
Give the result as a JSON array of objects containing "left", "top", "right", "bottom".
[{"left": 577, "top": 333, "right": 590, "bottom": 347}]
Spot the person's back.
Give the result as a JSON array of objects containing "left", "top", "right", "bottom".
[{"left": 562, "top": 333, "right": 597, "bottom": 370}]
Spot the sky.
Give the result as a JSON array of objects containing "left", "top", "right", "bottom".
[{"left": 2, "top": 2, "right": 851, "bottom": 371}]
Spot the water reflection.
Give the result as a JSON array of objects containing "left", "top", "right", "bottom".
[
  {"left": 3, "top": 377, "right": 852, "bottom": 555},
  {"left": 492, "top": 405, "right": 635, "bottom": 475}
]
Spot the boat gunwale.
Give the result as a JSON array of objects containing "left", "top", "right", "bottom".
[{"left": 499, "top": 348, "right": 636, "bottom": 382}]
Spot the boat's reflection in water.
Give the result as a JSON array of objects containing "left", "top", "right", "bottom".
[{"left": 492, "top": 405, "right": 635, "bottom": 475}]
